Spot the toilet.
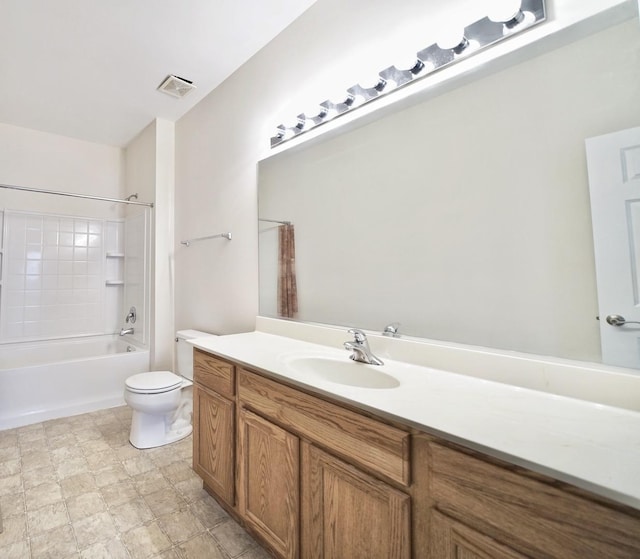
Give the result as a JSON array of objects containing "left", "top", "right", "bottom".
[{"left": 124, "top": 329, "right": 212, "bottom": 449}]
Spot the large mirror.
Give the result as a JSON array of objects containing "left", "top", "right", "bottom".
[{"left": 258, "top": 12, "right": 640, "bottom": 366}]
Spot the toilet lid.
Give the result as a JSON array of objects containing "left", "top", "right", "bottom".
[{"left": 125, "top": 371, "right": 183, "bottom": 394}]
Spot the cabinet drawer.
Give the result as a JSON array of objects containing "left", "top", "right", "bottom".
[
  {"left": 238, "top": 369, "right": 410, "bottom": 486},
  {"left": 430, "top": 442, "right": 640, "bottom": 558},
  {"left": 193, "top": 349, "right": 235, "bottom": 398}
]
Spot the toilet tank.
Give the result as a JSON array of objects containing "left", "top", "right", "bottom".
[{"left": 175, "top": 329, "right": 214, "bottom": 380}]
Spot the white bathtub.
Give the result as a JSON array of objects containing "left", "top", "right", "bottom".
[{"left": 0, "top": 335, "right": 150, "bottom": 430}]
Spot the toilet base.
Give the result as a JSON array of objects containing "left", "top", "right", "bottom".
[{"left": 129, "top": 409, "right": 193, "bottom": 449}]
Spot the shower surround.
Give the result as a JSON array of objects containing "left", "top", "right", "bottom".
[{"left": 0, "top": 206, "right": 151, "bottom": 428}]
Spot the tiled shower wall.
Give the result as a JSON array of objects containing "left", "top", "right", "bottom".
[{"left": 0, "top": 209, "right": 125, "bottom": 342}]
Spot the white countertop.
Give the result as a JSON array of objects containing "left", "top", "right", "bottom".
[{"left": 190, "top": 330, "right": 640, "bottom": 510}]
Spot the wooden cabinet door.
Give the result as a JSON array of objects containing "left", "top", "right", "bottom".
[
  {"left": 238, "top": 409, "right": 299, "bottom": 559},
  {"left": 430, "top": 510, "right": 530, "bottom": 559},
  {"left": 301, "top": 442, "right": 410, "bottom": 559},
  {"left": 192, "top": 384, "right": 235, "bottom": 505}
]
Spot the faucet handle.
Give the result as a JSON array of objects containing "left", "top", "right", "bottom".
[
  {"left": 383, "top": 322, "right": 401, "bottom": 337},
  {"left": 348, "top": 328, "right": 367, "bottom": 343}
]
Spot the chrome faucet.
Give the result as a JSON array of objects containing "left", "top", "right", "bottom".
[
  {"left": 344, "top": 328, "right": 384, "bottom": 365},
  {"left": 382, "top": 322, "right": 401, "bottom": 337},
  {"left": 119, "top": 327, "right": 135, "bottom": 336},
  {"left": 125, "top": 306, "right": 137, "bottom": 324}
]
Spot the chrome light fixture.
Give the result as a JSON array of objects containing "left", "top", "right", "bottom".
[{"left": 271, "top": 0, "right": 545, "bottom": 148}]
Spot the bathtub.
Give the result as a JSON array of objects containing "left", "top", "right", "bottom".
[{"left": 0, "top": 335, "right": 150, "bottom": 430}]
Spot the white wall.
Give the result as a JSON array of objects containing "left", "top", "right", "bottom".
[
  {"left": 174, "top": 0, "right": 635, "bottom": 340},
  {"left": 153, "top": 120, "right": 176, "bottom": 370},
  {"left": 0, "top": 122, "right": 124, "bottom": 217},
  {"left": 124, "top": 119, "right": 175, "bottom": 369}
]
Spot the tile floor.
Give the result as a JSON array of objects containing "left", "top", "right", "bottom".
[{"left": 0, "top": 406, "right": 271, "bottom": 559}]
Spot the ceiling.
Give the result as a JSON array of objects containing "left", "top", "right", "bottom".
[{"left": 0, "top": 0, "right": 317, "bottom": 147}]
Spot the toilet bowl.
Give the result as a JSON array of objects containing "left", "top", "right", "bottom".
[{"left": 124, "top": 329, "right": 212, "bottom": 449}]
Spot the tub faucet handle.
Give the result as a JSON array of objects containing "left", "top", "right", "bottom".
[{"left": 125, "top": 306, "right": 137, "bottom": 324}]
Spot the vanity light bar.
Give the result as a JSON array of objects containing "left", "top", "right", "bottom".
[{"left": 270, "top": 0, "right": 546, "bottom": 148}]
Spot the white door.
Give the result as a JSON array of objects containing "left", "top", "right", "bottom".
[{"left": 586, "top": 126, "right": 640, "bottom": 368}]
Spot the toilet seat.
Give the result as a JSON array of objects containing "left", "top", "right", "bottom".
[{"left": 125, "top": 371, "right": 183, "bottom": 394}]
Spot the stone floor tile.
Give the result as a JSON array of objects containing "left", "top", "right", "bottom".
[
  {"left": 115, "top": 443, "right": 141, "bottom": 461},
  {"left": 47, "top": 432, "right": 79, "bottom": 450},
  {"left": 0, "top": 540, "right": 31, "bottom": 559},
  {"left": 156, "top": 508, "right": 205, "bottom": 544},
  {"left": 18, "top": 428, "right": 46, "bottom": 447},
  {"left": 110, "top": 499, "right": 154, "bottom": 532},
  {"left": 99, "top": 479, "right": 139, "bottom": 508},
  {"left": 0, "top": 430, "right": 19, "bottom": 449},
  {"left": 25, "top": 481, "right": 63, "bottom": 511},
  {"left": 30, "top": 524, "right": 77, "bottom": 559},
  {"left": 85, "top": 448, "right": 119, "bottom": 471},
  {"left": 61, "top": 472, "right": 98, "bottom": 499},
  {"left": 238, "top": 545, "right": 274, "bottom": 559},
  {"left": 143, "top": 487, "right": 186, "bottom": 517},
  {"left": 21, "top": 449, "right": 52, "bottom": 472},
  {"left": 17, "top": 422, "right": 44, "bottom": 435},
  {"left": 132, "top": 470, "right": 172, "bottom": 496},
  {"left": 94, "top": 464, "right": 131, "bottom": 487},
  {"left": 74, "top": 427, "right": 103, "bottom": 443},
  {"left": 27, "top": 500, "right": 69, "bottom": 536},
  {"left": 189, "top": 495, "right": 229, "bottom": 529},
  {"left": 0, "top": 515, "right": 27, "bottom": 548},
  {"left": 212, "top": 519, "right": 261, "bottom": 558},
  {"left": 79, "top": 437, "right": 111, "bottom": 454},
  {"left": 159, "top": 461, "right": 196, "bottom": 484},
  {"left": 173, "top": 477, "right": 209, "bottom": 503},
  {"left": 56, "top": 456, "right": 91, "bottom": 479},
  {"left": 103, "top": 431, "right": 130, "bottom": 448},
  {"left": 79, "top": 537, "right": 130, "bottom": 559},
  {"left": 72, "top": 510, "right": 118, "bottom": 550},
  {"left": 177, "top": 532, "right": 226, "bottom": 559},
  {"left": 44, "top": 419, "right": 73, "bottom": 438},
  {"left": 66, "top": 491, "right": 106, "bottom": 522},
  {"left": 146, "top": 447, "right": 181, "bottom": 468},
  {"left": 151, "top": 548, "right": 182, "bottom": 559},
  {"left": 0, "top": 446, "right": 20, "bottom": 463},
  {"left": 23, "top": 464, "right": 57, "bottom": 490},
  {"left": 0, "top": 473, "right": 22, "bottom": 497},
  {"left": 123, "top": 455, "right": 156, "bottom": 476},
  {"left": 0, "top": 458, "right": 21, "bottom": 478},
  {"left": 171, "top": 438, "right": 193, "bottom": 460},
  {"left": 51, "top": 445, "right": 85, "bottom": 466},
  {"left": 121, "top": 521, "right": 172, "bottom": 559},
  {"left": 0, "top": 407, "right": 271, "bottom": 559},
  {"left": 0, "top": 492, "right": 25, "bottom": 518}
]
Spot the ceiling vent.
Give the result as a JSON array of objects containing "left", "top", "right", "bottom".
[{"left": 157, "top": 75, "right": 196, "bottom": 98}]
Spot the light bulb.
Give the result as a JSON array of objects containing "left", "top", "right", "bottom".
[
  {"left": 303, "top": 104, "right": 324, "bottom": 120},
  {"left": 487, "top": 0, "right": 523, "bottom": 24},
  {"left": 395, "top": 54, "right": 424, "bottom": 75},
  {"left": 436, "top": 28, "right": 468, "bottom": 52}
]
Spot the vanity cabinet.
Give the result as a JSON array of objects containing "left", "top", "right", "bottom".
[
  {"left": 192, "top": 349, "right": 236, "bottom": 506},
  {"left": 427, "top": 441, "right": 640, "bottom": 559},
  {"left": 236, "top": 367, "right": 411, "bottom": 559},
  {"left": 301, "top": 442, "right": 410, "bottom": 559},
  {"left": 192, "top": 348, "right": 640, "bottom": 559},
  {"left": 429, "top": 510, "right": 528, "bottom": 559},
  {"left": 237, "top": 408, "right": 300, "bottom": 559}
]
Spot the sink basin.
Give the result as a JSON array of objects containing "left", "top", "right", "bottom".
[{"left": 286, "top": 356, "right": 400, "bottom": 389}]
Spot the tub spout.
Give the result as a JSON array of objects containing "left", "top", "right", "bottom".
[{"left": 120, "top": 327, "right": 135, "bottom": 336}]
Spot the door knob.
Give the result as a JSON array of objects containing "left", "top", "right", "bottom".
[{"left": 605, "top": 314, "right": 640, "bottom": 326}]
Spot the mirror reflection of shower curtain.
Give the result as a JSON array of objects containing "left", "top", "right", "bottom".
[{"left": 278, "top": 224, "right": 298, "bottom": 318}]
